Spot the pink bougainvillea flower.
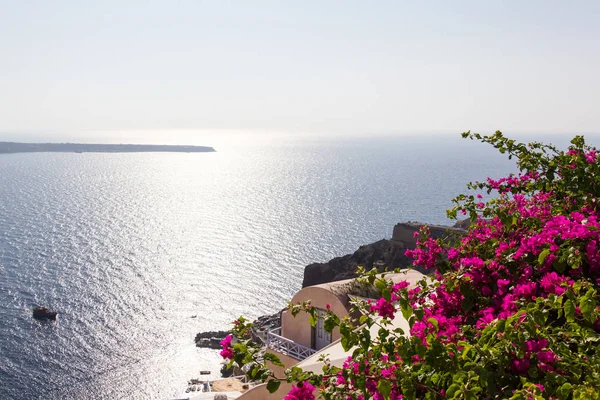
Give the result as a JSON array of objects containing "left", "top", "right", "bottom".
[
  {"left": 284, "top": 382, "right": 316, "bottom": 400},
  {"left": 219, "top": 334, "right": 234, "bottom": 359},
  {"left": 510, "top": 357, "right": 531, "bottom": 374}
]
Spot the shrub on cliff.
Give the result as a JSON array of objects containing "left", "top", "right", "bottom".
[{"left": 224, "top": 132, "right": 600, "bottom": 399}]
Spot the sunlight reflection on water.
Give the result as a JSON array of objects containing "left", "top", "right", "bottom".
[{"left": 0, "top": 135, "right": 524, "bottom": 399}]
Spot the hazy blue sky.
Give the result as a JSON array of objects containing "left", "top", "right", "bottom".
[{"left": 1, "top": 1, "right": 599, "bottom": 141}]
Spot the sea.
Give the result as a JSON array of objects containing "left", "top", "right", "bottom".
[{"left": 0, "top": 133, "right": 589, "bottom": 399}]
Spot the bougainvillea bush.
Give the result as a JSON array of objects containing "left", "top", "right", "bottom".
[{"left": 223, "top": 132, "right": 600, "bottom": 399}]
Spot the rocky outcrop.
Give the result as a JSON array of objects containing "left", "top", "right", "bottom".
[
  {"left": 194, "top": 330, "right": 228, "bottom": 349},
  {"left": 302, "top": 240, "right": 391, "bottom": 288},
  {"left": 302, "top": 222, "right": 466, "bottom": 288},
  {"left": 453, "top": 219, "right": 472, "bottom": 230},
  {"left": 195, "top": 312, "right": 281, "bottom": 349}
]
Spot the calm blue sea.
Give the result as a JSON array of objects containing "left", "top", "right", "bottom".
[{"left": 0, "top": 134, "right": 579, "bottom": 399}]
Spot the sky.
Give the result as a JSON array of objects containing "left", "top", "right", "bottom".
[{"left": 0, "top": 1, "right": 599, "bottom": 142}]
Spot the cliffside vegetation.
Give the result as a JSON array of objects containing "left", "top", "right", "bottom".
[{"left": 223, "top": 132, "right": 600, "bottom": 399}]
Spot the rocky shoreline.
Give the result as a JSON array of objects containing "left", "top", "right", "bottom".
[
  {"left": 194, "top": 313, "right": 282, "bottom": 378},
  {"left": 194, "top": 312, "right": 281, "bottom": 350}
]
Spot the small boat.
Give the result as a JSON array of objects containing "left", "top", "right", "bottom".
[{"left": 33, "top": 306, "right": 57, "bottom": 320}]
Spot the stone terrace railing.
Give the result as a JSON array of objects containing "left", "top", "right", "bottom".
[{"left": 266, "top": 327, "right": 317, "bottom": 361}]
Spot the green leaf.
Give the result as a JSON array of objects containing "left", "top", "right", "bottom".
[
  {"left": 564, "top": 299, "right": 576, "bottom": 322},
  {"left": 414, "top": 308, "right": 425, "bottom": 321},
  {"left": 401, "top": 377, "right": 416, "bottom": 400},
  {"left": 249, "top": 364, "right": 261, "bottom": 379},
  {"left": 461, "top": 344, "right": 473, "bottom": 360},
  {"left": 378, "top": 327, "right": 390, "bottom": 341},
  {"left": 556, "top": 382, "right": 573, "bottom": 400},
  {"left": 462, "top": 296, "right": 475, "bottom": 313},
  {"left": 289, "top": 366, "right": 303, "bottom": 378},
  {"left": 360, "top": 327, "right": 371, "bottom": 350},
  {"left": 382, "top": 287, "right": 391, "bottom": 301},
  {"left": 538, "top": 249, "right": 550, "bottom": 265},
  {"left": 496, "top": 319, "right": 506, "bottom": 333},
  {"left": 428, "top": 317, "right": 439, "bottom": 330},
  {"left": 377, "top": 380, "right": 392, "bottom": 399},
  {"left": 465, "top": 390, "right": 479, "bottom": 400},
  {"left": 324, "top": 314, "right": 339, "bottom": 333},
  {"left": 341, "top": 335, "right": 351, "bottom": 351},
  {"left": 446, "top": 383, "right": 461, "bottom": 399},
  {"left": 263, "top": 352, "right": 284, "bottom": 367},
  {"left": 266, "top": 379, "right": 281, "bottom": 393},
  {"left": 580, "top": 296, "right": 596, "bottom": 323},
  {"left": 375, "top": 279, "right": 387, "bottom": 293},
  {"left": 401, "top": 302, "right": 413, "bottom": 320}
]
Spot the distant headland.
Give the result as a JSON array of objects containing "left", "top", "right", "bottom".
[{"left": 0, "top": 142, "right": 216, "bottom": 154}]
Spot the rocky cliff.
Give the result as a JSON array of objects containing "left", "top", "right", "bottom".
[{"left": 302, "top": 222, "right": 466, "bottom": 287}]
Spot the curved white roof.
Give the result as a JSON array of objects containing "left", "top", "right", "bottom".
[{"left": 295, "top": 269, "right": 429, "bottom": 373}]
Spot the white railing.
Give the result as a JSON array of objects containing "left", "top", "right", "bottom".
[{"left": 266, "top": 327, "right": 317, "bottom": 361}]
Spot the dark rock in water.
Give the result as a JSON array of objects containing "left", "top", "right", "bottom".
[
  {"left": 32, "top": 306, "right": 57, "bottom": 320},
  {"left": 194, "top": 330, "right": 229, "bottom": 349},
  {"left": 302, "top": 222, "right": 466, "bottom": 287},
  {"left": 194, "top": 312, "right": 282, "bottom": 350}
]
